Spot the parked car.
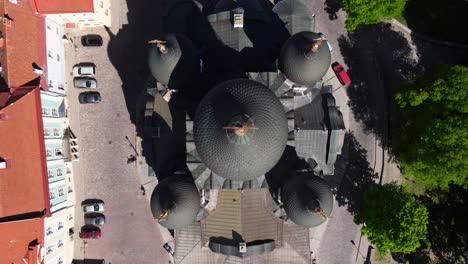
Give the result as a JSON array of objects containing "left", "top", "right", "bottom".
[
  {"left": 84, "top": 213, "right": 106, "bottom": 226},
  {"left": 81, "top": 34, "right": 103, "bottom": 47},
  {"left": 81, "top": 227, "right": 101, "bottom": 239},
  {"left": 79, "top": 92, "right": 102, "bottom": 104},
  {"left": 318, "top": 32, "right": 333, "bottom": 52},
  {"left": 74, "top": 77, "right": 97, "bottom": 89},
  {"left": 332, "top": 62, "right": 351, "bottom": 85},
  {"left": 73, "top": 65, "right": 95, "bottom": 77},
  {"left": 82, "top": 201, "right": 105, "bottom": 212}
]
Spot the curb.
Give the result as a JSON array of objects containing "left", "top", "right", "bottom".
[{"left": 387, "top": 19, "right": 468, "bottom": 49}]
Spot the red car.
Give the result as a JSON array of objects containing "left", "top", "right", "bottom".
[
  {"left": 332, "top": 62, "right": 351, "bottom": 85},
  {"left": 81, "top": 227, "right": 101, "bottom": 239}
]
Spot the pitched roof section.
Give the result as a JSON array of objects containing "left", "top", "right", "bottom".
[
  {"left": 202, "top": 189, "right": 283, "bottom": 245},
  {"left": 0, "top": 0, "right": 45, "bottom": 88},
  {"left": 0, "top": 88, "right": 49, "bottom": 217},
  {"left": 30, "top": 0, "right": 94, "bottom": 14},
  {"left": 0, "top": 217, "right": 44, "bottom": 264}
]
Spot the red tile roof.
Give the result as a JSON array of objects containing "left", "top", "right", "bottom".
[
  {"left": 0, "top": 217, "right": 44, "bottom": 264},
  {"left": 30, "top": 0, "right": 94, "bottom": 14},
  {"left": 0, "top": 88, "right": 50, "bottom": 217},
  {"left": 0, "top": 0, "right": 46, "bottom": 88}
]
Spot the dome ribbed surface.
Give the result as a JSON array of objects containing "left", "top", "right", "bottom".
[
  {"left": 278, "top": 31, "right": 331, "bottom": 86},
  {"left": 148, "top": 34, "right": 200, "bottom": 90},
  {"left": 193, "top": 79, "right": 288, "bottom": 181},
  {"left": 150, "top": 176, "right": 200, "bottom": 230},
  {"left": 282, "top": 173, "right": 333, "bottom": 227}
]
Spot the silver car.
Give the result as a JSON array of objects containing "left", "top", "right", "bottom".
[
  {"left": 85, "top": 213, "right": 106, "bottom": 226},
  {"left": 73, "top": 65, "right": 95, "bottom": 77},
  {"left": 74, "top": 77, "right": 97, "bottom": 89},
  {"left": 82, "top": 202, "right": 105, "bottom": 213}
]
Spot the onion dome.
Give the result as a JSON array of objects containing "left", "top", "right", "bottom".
[
  {"left": 193, "top": 79, "right": 288, "bottom": 181},
  {"left": 148, "top": 34, "right": 200, "bottom": 90},
  {"left": 282, "top": 173, "right": 333, "bottom": 227},
  {"left": 278, "top": 31, "right": 331, "bottom": 86},
  {"left": 150, "top": 176, "right": 201, "bottom": 230}
]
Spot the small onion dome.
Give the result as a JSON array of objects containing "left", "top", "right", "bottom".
[
  {"left": 282, "top": 173, "right": 333, "bottom": 227},
  {"left": 278, "top": 31, "right": 331, "bottom": 86},
  {"left": 148, "top": 34, "right": 200, "bottom": 90},
  {"left": 150, "top": 176, "right": 201, "bottom": 230},
  {"left": 193, "top": 79, "right": 288, "bottom": 181}
]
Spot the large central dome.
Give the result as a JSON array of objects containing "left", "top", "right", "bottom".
[{"left": 193, "top": 79, "right": 288, "bottom": 181}]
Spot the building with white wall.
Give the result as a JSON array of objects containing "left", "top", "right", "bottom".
[{"left": 31, "top": 0, "right": 112, "bottom": 28}]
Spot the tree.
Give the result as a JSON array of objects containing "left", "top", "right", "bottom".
[
  {"left": 342, "top": 0, "right": 406, "bottom": 30},
  {"left": 355, "top": 184, "right": 429, "bottom": 254},
  {"left": 396, "top": 65, "right": 468, "bottom": 190}
]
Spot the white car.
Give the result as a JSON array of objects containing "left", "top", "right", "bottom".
[
  {"left": 82, "top": 202, "right": 105, "bottom": 213},
  {"left": 73, "top": 65, "right": 96, "bottom": 77},
  {"left": 319, "top": 33, "right": 333, "bottom": 52}
]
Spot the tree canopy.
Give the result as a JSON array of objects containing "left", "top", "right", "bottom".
[
  {"left": 395, "top": 65, "right": 468, "bottom": 190},
  {"left": 342, "top": 0, "right": 406, "bottom": 30},
  {"left": 354, "top": 184, "right": 429, "bottom": 254}
]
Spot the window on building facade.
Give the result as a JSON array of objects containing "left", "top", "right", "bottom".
[
  {"left": 48, "top": 50, "right": 52, "bottom": 58},
  {"left": 46, "top": 245, "right": 54, "bottom": 255},
  {"left": 57, "top": 239, "right": 63, "bottom": 247},
  {"left": 46, "top": 226, "right": 53, "bottom": 236},
  {"left": 42, "top": 106, "right": 50, "bottom": 115},
  {"left": 46, "top": 149, "right": 52, "bottom": 157},
  {"left": 44, "top": 128, "right": 50, "bottom": 136},
  {"left": 46, "top": 23, "right": 51, "bottom": 30},
  {"left": 57, "top": 221, "right": 64, "bottom": 230},
  {"left": 51, "top": 108, "right": 59, "bottom": 117},
  {"left": 58, "top": 188, "right": 65, "bottom": 197},
  {"left": 53, "top": 128, "right": 60, "bottom": 136},
  {"left": 55, "top": 148, "right": 62, "bottom": 156},
  {"left": 56, "top": 54, "right": 60, "bottom": 61},
  {"left": 49, "top": 191, "right": 55, "bottom": 200},
  {"left": 48, "top": 169, "right": 55, "bottom": 178},
  {"left": 57, "top": 257, "right": 64, "bottom": 264},
  {"left": 56, "top": 167, "right": 63, "bottom": 176}
]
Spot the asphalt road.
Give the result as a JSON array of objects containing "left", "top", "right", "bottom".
[{"left": 65, "top": 5, "right": 172, "bottom": 264}]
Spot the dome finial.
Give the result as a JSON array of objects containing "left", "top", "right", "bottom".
[
  {"left": 309, "top": 36, "right": 327, "bottom": 54},
  {"left": 148, "top": 39, "right": 168, "bottom": 54},
  {"left": 157, "top": 208, "right": 171, "bottom": 222}
]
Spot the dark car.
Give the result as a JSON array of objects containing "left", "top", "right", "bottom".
[
  {"left": 81, "top": 227, "right": 101, "bottom": 239},
  {"left": 81, "top": 34, "right": 103, "bottom": 47},
  {"left": 79, "top": 91, "right": 101, "bottom": 104}
]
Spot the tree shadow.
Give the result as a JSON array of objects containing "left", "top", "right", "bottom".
[
  {"left": 324, "top": 0, "right": 342, "bottom": 20},
  {"left": 419, "top": 185, "right": 468, "bottom": 263},
  {"left": 338, "top": 23, "right": 420, "bottom": 161},
  {"left": 330, "top": 133, "right": 378, "bottom": 214},
  {"left": 403, "top": 0, "right": 468, "bottom": 44}
]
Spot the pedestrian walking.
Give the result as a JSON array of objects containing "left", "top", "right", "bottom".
[{"left": 127, "top": 155, "right": 137, "bottom": 164}]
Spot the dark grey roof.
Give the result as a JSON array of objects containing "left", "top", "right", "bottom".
[
  {"left": 193, "top": 79, "right": 288, "bottom": 181},
  {"left": 209, "top": 240, "right": 276, "bottom": 257},
  {"left": 148, "top": 34, "right": 200, "bottom": 90},
  {"left": 272, "top": 0, "right": 314, "bottom": 34},
  {"left": 282, "top": 173, "right": 333, "bottom": 227},
  {"left": 150, "top": 176, "right": 201, "bottom": 229},
  {"left": 278, "top": 31, "right": 331, "bottom": 86}
]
